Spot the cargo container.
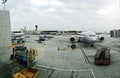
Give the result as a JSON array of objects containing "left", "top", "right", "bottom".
[{"left": 94, "top": 48, "right": 110, "bottom": 65}]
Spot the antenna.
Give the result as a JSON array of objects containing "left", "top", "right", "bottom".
[
  {"left": 2, "top": 0, "right": 7, "bottom": 10},
  {"left": 81, "top": 25, "right": 83, "bottom": 31},
  {"left": 81, "top": 25, "right": 84, "bottom": 32}
]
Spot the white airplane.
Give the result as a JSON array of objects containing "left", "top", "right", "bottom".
[
  {"left": 14, "top": 32, "right": 25, "bottom": 37},
  {"left": 12, "top": 27, "right": 27, "bottom": 37},
  {"left": 70, "top": 31, "right": 104, "bottom": 46},
  {"left": 12, "top": 31, "right": 25, "bottom": 37}
]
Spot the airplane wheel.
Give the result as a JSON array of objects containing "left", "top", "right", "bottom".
[
  {"left": 91, "top": 44, "right": 94, "bottom": 47},
  {"left": 78, "top": 39, "right": 81, "bottom": 42},
  {"left": 10, "top": 55, "right": 14, "bottom": 60},
  {"left": 71, "top": 45, "right": 76, "bottom": 49}
]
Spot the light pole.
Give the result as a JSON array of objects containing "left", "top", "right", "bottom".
[
  {"left": 2, "top": 0, "right": 7, "bottom": 10},
  {"left": 35, "top": 25, "right": 38, "bottom": 31}
]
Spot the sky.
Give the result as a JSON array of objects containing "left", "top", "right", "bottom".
[{"left": 0, "top": 0, "right": 120, "bottom": 32}]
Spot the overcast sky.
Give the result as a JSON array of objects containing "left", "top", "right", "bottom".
[{"left": 0, "top": 0, "right": 120, "bottom": 32}]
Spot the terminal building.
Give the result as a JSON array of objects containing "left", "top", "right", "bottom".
[
  {"left": 0, "top": 10, "right": 11, "bottom": 64},
  {"left": 110, "top": 29, "right": 120, "bottom": 38}
]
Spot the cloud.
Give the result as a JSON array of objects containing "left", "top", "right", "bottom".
[
  {"left": 30, "top": 0, "right": 48, "bottom": 6},
  {"left": 49, "top": 0, "right": 66, "bottom": 7},
  {"left": 3, "top": 0, "right": 119, "bottom": 32},
  {"left": 30, "top": 0, "right": 66, "bottom": 7},
  {"left": 62, "top": 8, "right": 80, "bottom": 13},
  {"left": 45, "top": 7, "right": 56, "bottom": 12}
]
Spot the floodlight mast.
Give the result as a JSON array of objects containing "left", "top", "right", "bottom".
[{"left": 2, "top": 0, "right": 7, "bottom": 10}]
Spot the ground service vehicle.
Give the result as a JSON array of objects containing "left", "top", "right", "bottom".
[
  {"left": 10, "top": 46, "right": 28, "bottom": 67},
  {"left": 12, "top": 38, "right": 25, "bottom": 46},
  {"left": 13, "top": 68, "right": 39, "bottom": 78},
  {"left": 12, "top": 46, "right": 40, "bottom": 78}
]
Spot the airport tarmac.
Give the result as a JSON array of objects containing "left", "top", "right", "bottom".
[
  {"left": 0, "top": 34, "right": 120, "bottom": 78},
  {"left": 25, "top": 35, "right": 120, "bottom": 78}
]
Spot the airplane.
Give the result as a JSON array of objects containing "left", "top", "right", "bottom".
[
  {"left": 37, "top": 35, "right": 54, "bottom": 43},
  {"left": 12, "top": 27, "right": 27, "bottom": 38},
  {"left": 12, "top": 31, "right": 25, "bottom": 38},
  {"left": 14, "top": 32, "right": 25, "bottom": 37},
  {"left": 70, "top": 31, "right": 104, "bottom": 47}
]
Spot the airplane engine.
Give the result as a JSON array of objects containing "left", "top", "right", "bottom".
[
  {"left": 99, "top": 37, "right": 104, "bottom": 41},
  {"left": 70, "top": 37, "right": 75, "bottom": 42}
]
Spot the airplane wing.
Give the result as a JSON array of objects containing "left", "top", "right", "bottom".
[
  {"left": 71, "top": 33, "right": 85, "bottom": 38},
  {"left": 73, "top": 35, "right": 85, "bottom": 38},
  {"left": 70, "top": 34, "right": 85, "bottom": 42}
]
